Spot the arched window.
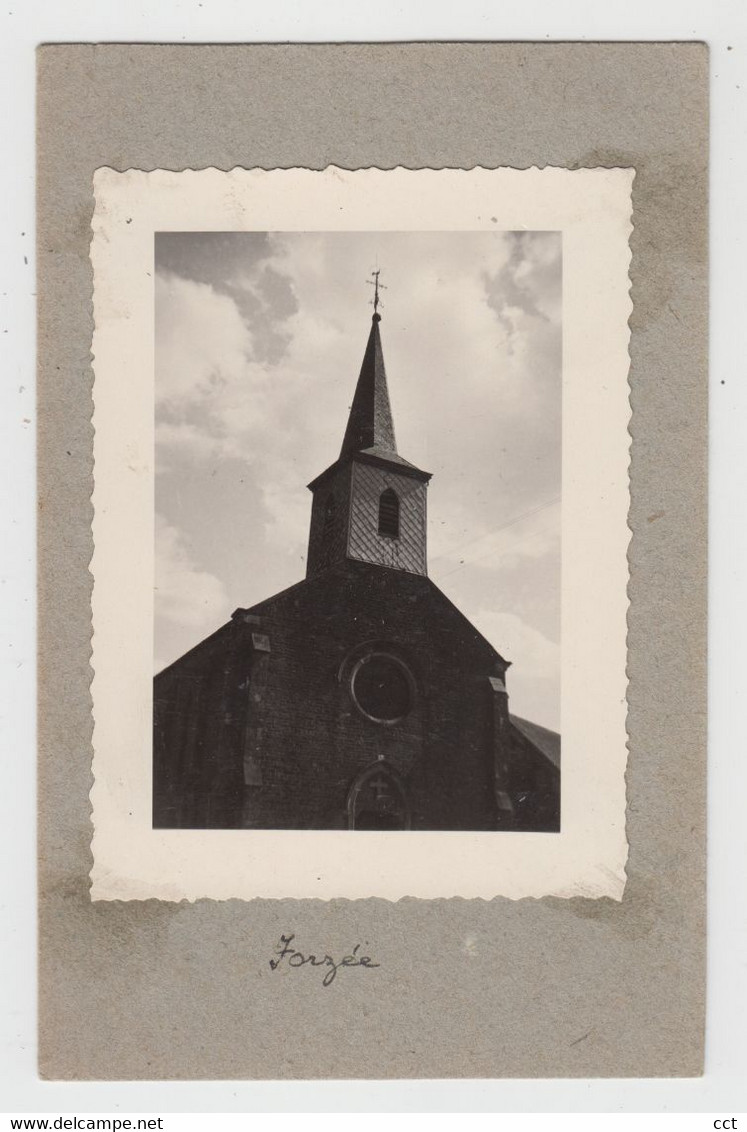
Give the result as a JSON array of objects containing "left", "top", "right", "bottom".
[
  {"left": 378, "top": 488, "right": 400, "bottom": 538},
  {"left": 347, "top": 762, "right": 410, "bottom": 830}
]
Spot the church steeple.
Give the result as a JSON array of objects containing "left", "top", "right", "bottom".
[
  {"left": 339, "top": 313, "right": 397, "bottom": 460},
  {"left": 306, "top": 293, "right": 431, "bottom": 580}
]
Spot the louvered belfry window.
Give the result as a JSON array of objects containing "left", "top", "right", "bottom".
[{"left": 378, "top": 488, "right": 400, "bottom": 538}]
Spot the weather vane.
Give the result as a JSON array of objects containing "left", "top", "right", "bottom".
[{"left": 366, "top": 268, "right": 387, "bottom": 314}]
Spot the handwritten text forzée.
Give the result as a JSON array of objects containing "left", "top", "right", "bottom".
[{"left": 269, "top": 933, "right": 380, "bottom": 987}]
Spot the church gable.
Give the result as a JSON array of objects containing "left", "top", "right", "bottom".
[
  {"left": 222, "top": 560, "right": 503, "bottom": 832},
  {"left": 238, "top": 559, "right": 506, "bottom": 676}
]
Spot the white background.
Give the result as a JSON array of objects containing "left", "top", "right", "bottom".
[{"left": 1, "top": 0, "right": 745, "bottom": 1116}]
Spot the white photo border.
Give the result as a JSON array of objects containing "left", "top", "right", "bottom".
[{"left": 90, "top": 167, "right": 632, "bottom": 902}]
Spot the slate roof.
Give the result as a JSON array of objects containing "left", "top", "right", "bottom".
[
  {"left": 509, "top": 714, "right": 561, "bottom": 770},
  {"left": 340, "top": 313, "right": 398, "bottom": 458},
  {"left": 308, "top": 313, "right": 431, "bottom": 489},
  {"left": 357, "top": 444, "right": 427, "bottom": 473}
]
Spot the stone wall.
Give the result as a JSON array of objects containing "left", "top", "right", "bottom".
[{"left": 152, "top": 558, "right": 558, "bottom": 833}]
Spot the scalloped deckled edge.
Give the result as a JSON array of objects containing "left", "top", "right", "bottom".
[{"left": 88, "top": 166, "right": 632, "bottom": 903}]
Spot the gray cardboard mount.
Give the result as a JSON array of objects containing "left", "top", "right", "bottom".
[{"left": 37, "top": 43, "right": 708, "bottom": 1079}]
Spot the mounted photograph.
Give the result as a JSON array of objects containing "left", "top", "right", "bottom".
[{"left": 89, "top": 166, "right": 630, "bottom": 901}]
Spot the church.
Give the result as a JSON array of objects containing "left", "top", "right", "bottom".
[{"left": 153, "top": 287, "right": 560, "bottom": 832}]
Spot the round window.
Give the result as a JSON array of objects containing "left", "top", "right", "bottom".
[{"left": 351, "top": 654, "right": 413, "bottom": 723}]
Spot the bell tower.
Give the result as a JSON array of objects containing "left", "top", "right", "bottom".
[{"left": 306, "top": 278, "right": 431, "bottom": 578}]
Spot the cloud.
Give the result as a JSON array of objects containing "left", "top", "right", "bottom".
[
  {"left": 473, "top": 608, "right": 559, "bottom": 679},
  {"left": 155, "top": 421, "right": 226, "bottom": 469},
  {"left": 155, "top": 272, "right": 254, "bottom": 409},
  {"left": 155, "top": 231, "right": 299, "bottom": 364},
  {"left": 471, "top": 608, "right": 560, "bottom": 729},
  {"left": 485, "top": 229, "right": 562, "bottom": 333},
  {"left": 429, "top": 495, "right": 560, "bottom": 576},
  {"left": 155, "top": 514, "right": 229, "bottom": 635}
]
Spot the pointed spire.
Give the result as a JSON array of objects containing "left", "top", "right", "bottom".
[{"left": 339, "top": 313, "right": 398, "bottom": 459}]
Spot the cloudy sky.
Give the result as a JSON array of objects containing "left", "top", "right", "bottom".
[{"left": 154, "top": 230, "right": 561, "bottom": 730}]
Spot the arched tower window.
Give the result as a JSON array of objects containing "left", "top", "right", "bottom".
[{"left": 378, "top": 488, "right": 400, "bottom": 538}]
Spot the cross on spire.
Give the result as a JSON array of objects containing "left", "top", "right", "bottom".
[{"left": 367, "top": 268, "right": 387, "bottom": 318}]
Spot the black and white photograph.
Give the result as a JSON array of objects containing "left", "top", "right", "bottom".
[
  {"left": 151, "top": 230, "right": 562, "bottom": 832},
  {"left": 89, "top": 165, "right": 630, "bottom": 903}
]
